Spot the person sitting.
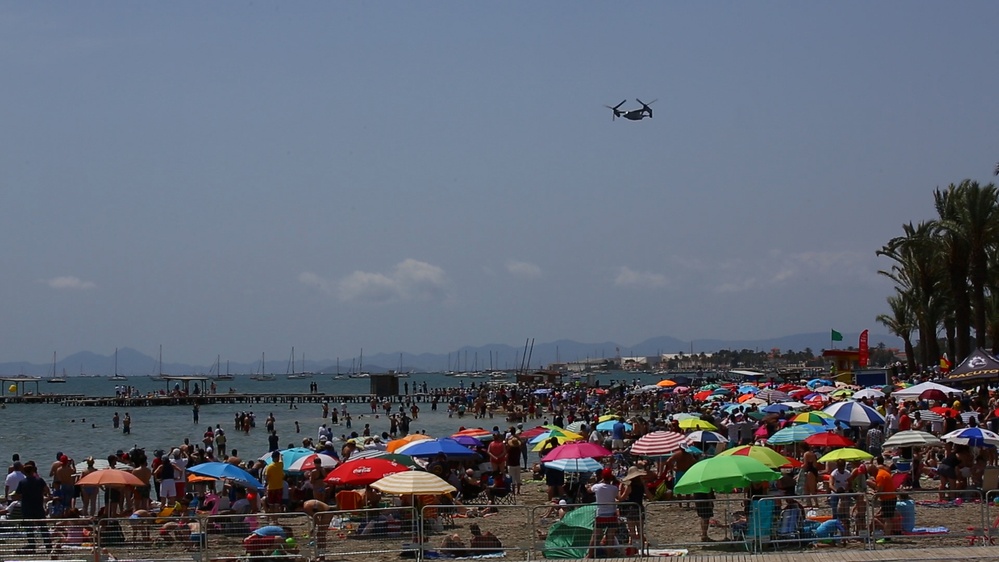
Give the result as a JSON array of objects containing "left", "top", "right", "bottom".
[
  {"left": 485, "top": 471, "right": 511, "bottom": 504},
  {"left": 439, "top": 533, "right": 467, "bottom": 557},
  {"left": 460, "top": 469, "right": 484, "bottom": 501},
  {"left": 468, "top": 523, "right": 503, "bottom": 554}
]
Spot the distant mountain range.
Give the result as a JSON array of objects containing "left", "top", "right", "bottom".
[{"left": 0, "top": 331, "right": 899, "bottom": 377}]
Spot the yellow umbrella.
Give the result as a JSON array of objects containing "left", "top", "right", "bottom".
[
  {"left": 717, "top": 445, "right": 801, "bottom": 469},
  {"left": 597, "top": 414, "right": 620, "bottom": 423},
  {"left": 387, "top": 433, "right": 433, "bottom": 453},
  {"left": 817, "top": 448, "right": 873, "bottom": 463},
  {"left": 531, "top": 434, "right": 579, "bottom": 452},
  {"left": 678, "top": 418, "right": 718, "bottom": 431}
]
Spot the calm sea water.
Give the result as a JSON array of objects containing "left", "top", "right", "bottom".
[{"left": 1, "top": 371, "right": 665, "bottom": 467}]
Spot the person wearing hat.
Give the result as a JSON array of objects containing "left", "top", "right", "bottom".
[{"left": 617, "top": 466, "right": 651, "bottom": 544}]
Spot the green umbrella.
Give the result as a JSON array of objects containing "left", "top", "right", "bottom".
[
  {"left": 817, "top": 447, "right": 873, "bottom": 463},
  {"left": 673, "top": 455, "right": 779, "bottom": 495}
]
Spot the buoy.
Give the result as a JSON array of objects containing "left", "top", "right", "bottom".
[{"left": 8, "top": 385, "right": 16, "bottom": 393}]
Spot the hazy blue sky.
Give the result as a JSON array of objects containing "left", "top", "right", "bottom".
[{"left": 2, "top": 2, "right": 997, "bottom": 364}]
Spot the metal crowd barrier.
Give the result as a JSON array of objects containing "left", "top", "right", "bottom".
[
  {"left": 644, "top": 496, "right": 747, "bottom": 554},
  {"left": 311, "top": 506, "right": 418, "bottom": 560},
  {"left": 422, "top": 503, "right": 533, "bottom": 559}
]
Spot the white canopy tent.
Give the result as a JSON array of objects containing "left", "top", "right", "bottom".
[{"left": 891, "top": 381, "right": 963, "bottom": 401}]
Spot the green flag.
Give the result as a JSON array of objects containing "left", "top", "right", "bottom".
[{"left": 831, "top": 329, "right": 843, "bottom": 342}]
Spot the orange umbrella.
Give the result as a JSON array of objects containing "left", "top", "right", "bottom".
[
  {"left": 452, "top": 428, "right": 491, "bottom": 438},
  {"left": 737, "top": 393, "right": 755, "bottom": 403},
  {"left": 387, "top": 433, "right": 433, "bottom": 453},
  {"left": 77, "top": 469, "right": 144, "bottom": 487},
  {"left": 656, "top": 379, "right": 677, "bottom": 388}
]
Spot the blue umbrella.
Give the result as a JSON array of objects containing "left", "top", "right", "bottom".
[
  {"left": 767, "top": 424, "right": 826, "bottom": 445},
  {"left": 761, "top": 403, "right": 793, "bottom": 414},
  {"left": 187, "top": 462, "right": 263, "bottom": 489},
  {"left": 533, "top": 388, "right": 552, "bottom": 395},
  {"left": 823, "top": 401, "right": 886, "bottom": 428},
  {"left": 738, "top": 386, "right": 759, "bottom": 394},
  {"left": 262, "top": 447, "right": 317, "bottom": 467},
  {"left": 544, "top": 457, "right": 603, "bottom": 473},
  {"left": 942, "top": 427, "right": 999, "bottom": 447},
  {"left": 395, "top": 438, "right": 481, "bottom": 458},
  {"left": 807, "top": 379, "right": 834, "bottom": 389},
  {"left": 596, "top": 420, "right": 633, "bottom": 432}
]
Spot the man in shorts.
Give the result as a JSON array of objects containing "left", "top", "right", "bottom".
[
  {"left": 263, "top": 451, "right": 285, "bottom": 512},
  {"left": 693, "top": 491, "right": 716, "bottom": 542},
  {"left": 868, "top": 457, "right": 897, "bottom": 542}
]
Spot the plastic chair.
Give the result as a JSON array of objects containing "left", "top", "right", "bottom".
[{"left": 734, "top": 498, "right": 775, "bottom": 552}]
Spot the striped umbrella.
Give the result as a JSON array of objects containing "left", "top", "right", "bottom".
[
  {"left": 911, "top": 410, "right": 944, "bottom": 423},
  {"left": 882, "top": 430, "right": 942, "bottom": 448},
  {"left": 630, "top": 431, "right": 687, "bottom": 456},
  {"left": 823, "top": 401, "right": 886, "bottom": 428},
  {"left": 685, "top": 431, "right": 727, "bottom": 445},
  {"left": 942, "top": 427, "right": 999, "bottom": 447},
  {"left": 756, "top": 389, "right": 791, "bottom": 403},
  {"left": 718, "top": 445, "right": 801, "bottom": 469}
]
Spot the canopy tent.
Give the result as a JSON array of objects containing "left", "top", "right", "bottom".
[
  {"left": 891, "top": 380, "right": 963, "bottom": 401},
  {"left": 946, "top": 348, "right": 999, "bottom": 386}
]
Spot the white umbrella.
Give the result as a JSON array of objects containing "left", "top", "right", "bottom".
[
  {"left": 882, "top": 430, "right": 942, "bottom": 448},
  {"left": 911, "top": 410, "right": 944, "bottom": 423},
  {"left": 852, "top": 388, "right": 885, "bottom": 400},
  {"left": 941, "top": 427, "right": 999, "bottom": 447},
  {"left": 756, "top": 389, "right": 791, "bottom": 403},
  {"left": 686, "top": 431, "right": 727, "bottom": 445},
  {"left": 370, "top": 471, "right": 457, "bottom": 495}
]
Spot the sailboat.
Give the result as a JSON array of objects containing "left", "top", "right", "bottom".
[
  {"left": 46, "top": 352, "right": 67, "bottom": 383},
  {"left": 212, "top": 355, "right": 234, "bottom": 381},
  {"left": 109, "top": 348, "right": 128, "bottom": 381},
  {"left": 251, "top": 352, "right": 276, "bottom": 381},
  {"left": 286, "top": 347, "right": 312, "bottom": 379}
]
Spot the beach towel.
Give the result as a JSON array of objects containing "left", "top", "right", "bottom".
[
  {"left": 905, "top": 526, "right": 948, "bottom": 534},
  {"left": 417, "top": 550, "right": 507, "bottom": 559}
]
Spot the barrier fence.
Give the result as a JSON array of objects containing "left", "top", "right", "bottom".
[{"left": 0, "top": 491, "right": 996, "bottom": 561}]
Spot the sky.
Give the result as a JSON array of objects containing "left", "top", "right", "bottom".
[{"left": 1, "top": 2, "right": 998, "bottom": 365}]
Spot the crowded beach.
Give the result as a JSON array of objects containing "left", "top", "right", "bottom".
[{"left": 4, "top": 361, "right": 999, "bottom": 561}]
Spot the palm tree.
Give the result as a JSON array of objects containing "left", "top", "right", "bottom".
[
  {"left": 952, "top": 181, "right": 999, "bottom": 348},
  {"left": 876, "top": 293, "right": 917, "bottom": 375},
  {"left": 877, "top": 221, "right": 942, "bottom": 369}
]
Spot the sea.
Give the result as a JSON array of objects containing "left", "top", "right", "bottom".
[{"left": 0, "top": 371, "right": 671, "bottom": 468}]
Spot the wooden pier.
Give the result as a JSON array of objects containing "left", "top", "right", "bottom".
[{"left": 0, "top": 392, "right": 435, "bottom": 407}]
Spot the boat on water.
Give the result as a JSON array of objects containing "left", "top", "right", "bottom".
[
  {"left": 109, "top": 374, "right": 128, "bottom": 381},
  {"left": 285, "top": 347, "right": 313, "bottom": 379},
  {"left": 251, "top": 374, "right": 277, "bottom": 381},
  {"left": 46, "top": 352, "right": 67, "bottom": 383},
  {"left": 211, "top": 356, "right": 234, "bottom": 380},
  {"left": 251, "top": 352, "right": 275, "bottom": 381}
]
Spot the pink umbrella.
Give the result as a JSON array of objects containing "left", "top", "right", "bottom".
[
  {"left": 541, "top": 442, "right": 613, "bottom": 462},
  {"left": 630, "top": 431, "right": 687, "bottom": 456}
]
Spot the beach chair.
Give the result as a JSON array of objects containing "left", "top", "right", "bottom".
[
  {"left": 734, "top": 498, "right": 775, "bottom": 552},
  {"left": 773, "top": 503, "right": 809, "bottom": 548},
  {"left": 982, "top": 466, "right": 999, "bottom": 502}
]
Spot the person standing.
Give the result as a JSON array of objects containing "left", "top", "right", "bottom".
[
  {"left": 14, "top": 463, "right": 51, "bottom": 552},
  {"left": 193, "top": 403, "right": 200, "bottom": 424},
  {"left": 5, "top": 461, "right": 25, "bottom": 500},
  {"left": 587, "top": 468, "right": 620, "bottom": 557},
  {"left": 505, "top": 431, "right": 523, "bottom": 495},
  {"left": 122, "top": 412, "right": 132, "bottom": 435},
  {"left": 263, "top": 451, "right": 285, "bottom": 512},
  {"left": 50, "top": 454, "right": 76, "bottom": 512},
  {"left": 488, "top": 432, "right": 508, "bottom": 476}
]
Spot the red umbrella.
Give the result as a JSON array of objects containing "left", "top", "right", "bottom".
[
  {"left": 452, "top": 428, "right": 491, "bottom": 438},
  {"left": 629, "top": 431, "right": 687, "bottom": 456},
  {"left": 518, "top": 426, "right": 548, "bottom": 439},
  {"left": 541, "top": 442, "right": 612, "bottom": 462},
  {"left": 919, "top": 389, "right": 949, "bottom": 402},
  {"left": 804, "top": 433, "right": 855, "bottom": 448},
  {"left": 930, "top": 406, "right": 960, "bottom": 418},
  {"left": 693, "top": 390, "right": 713, "bottom": 401},
  {"left": 324, "top": 459, "right": 407, "bottom": 487}
]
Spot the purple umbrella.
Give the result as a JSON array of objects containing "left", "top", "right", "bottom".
[{"left": 452, "top": 435, "right": 484, "bottom": 448}]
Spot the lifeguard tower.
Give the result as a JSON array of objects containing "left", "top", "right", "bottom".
[{"left": 822, "top": 349, "right": 860, "bottom": 385}]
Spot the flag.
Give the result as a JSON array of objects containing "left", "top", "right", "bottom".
[
  {"left": 858, "top": 329, "right": 869, "bottom": 367},
  {"left": 831, "top": 329, "right": 843, "bottom": 342},
  {"left": 940, "top": 354, "right": 951, "bottom": 374}
]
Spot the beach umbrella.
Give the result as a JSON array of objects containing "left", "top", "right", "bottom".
[
  {"left": 919, "top": 389, "right": 949, "bottom": 402},
  {"left": 930, "top": 406, "right": 961, "bottom": 418},
  {"left": 817, "top": 448, "right": 873, "bottom": 463},
  {"left": 685, "top": 431, "right": 727, "bottom": 445},
  {"left": 528, "top": 427, "right": 583, "bottom": 445},
  {"left": 693, "top": 390, "right": 713, "bottom": 401},
  {"left": 395, "top": 438, "right": 481, "bottom": 458},
  {"left": 630, "top": 431, "right": 687, "bottom": 457},
  {"left": 761, "top": 403, "right": 793, "bottom": 414},
  {"left": 324, "top": 459, "right": 408, "bottom": 487},
  {"left": 942, "top": 427, "right": 999, "bottom": 448},
  {"left": 286, "top": 453, "right": 339, "bottom": 472},
  {"left": 387, "top": 433, "right": 433, "bottom": 453},
  {"left": 961, "top": 412, "right": 982, "bottom": 425},
  {"left": 518, "top": 426, "right": 548, "bottom": 440},
  {"left": 565, "top": 421, "right": 588, "bottom": 434},
  {"left": 595, "top": 420, "right": 632, "bottom": 432},
  {"left": 669, "top": 413, "right": 700, "bottom": 422},
  {"left": 756, "top": 389, "right": 791, "bottom": 403},
  {"left": 779, "top": 401, "right": 808, "bottom": 410},
  {"left": 737, "top": 393, "right": 756, "bottom": 403},
  {"left": 541, "top": 442, "right": 613, "bottom": 462},
  {"left": 852, "top": 388, "right": 885, "bottom": 400},
  {"left": 369, "top": 471, "right": 456, "bottom": 495},
  {"left": 804, "top": 432, "right": 855, "bottom": 448},
  {"left": 673, "top": 386, "right": 691, "bottom": 393},
  {"left": 790, "top": 411, "right": 834, "bottom": 425},
  {"left": 187, "top": 462, "right": 264, "bottom": 489},
  {"left": 738, "top": 385, "right": 759, "bottom": 394},
  {"left": 767, "top": 424, "right": 825, "bottom": 445},
  {"left": 717, "top": 445, "right": 801, "bottom": 469},
  {"left": 742, "top": 398, "right": 768, "bottom": 407},
  {"left": 829, "top": 388, "right": 855, "bottom": 399},
  {"left": 882, "top": 430, "right": 942, "bottom": 448},
  {"left": 656, "top": 379, "right": 677, "bottom": 388},
  {"left": 260, "top": 447, "right": 317, "bottom": 467},
  {"left": 544, "top": 457, "right": 604, "bottom": 473},
  {"left": 453, "top": 428, "right": 492, "bottom": 439},
  {"left": 678, "top": 418, "right": 718, "bottom": 431},
  {"left": 533, "top": 388, "right": 552, "bottom": 395},
  {"left": 77, "top": 469, "right": 144, "bottom": 488},
  {"left": 912, "top": 410, "right": 944, "bottom": 423},
  {"left": 344, "top": 450, "right": 423, "bottom": 467},
  {"left": 673, "top": 456, "right": 779, "bottom": 494},
  {"left": 823, "top": 401, "right": 886, "bottom": 428},
  {"left": 700, "top": 384, "right": 720, "bottom": 391},
  {"left": 451, "top": 435, "right": 485, "bottom": 448},
  {"left": 814, "top": 386, "right": 837, "bottom": 394},
  {"left": 807, "top": 379, "right": 834, "bottom": 389},
  {"left": 597, "top": 414, "right": 619, "bottom": 423},
  {"left": 530, "top": 434, "right": 578, "bottom": 451}
]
